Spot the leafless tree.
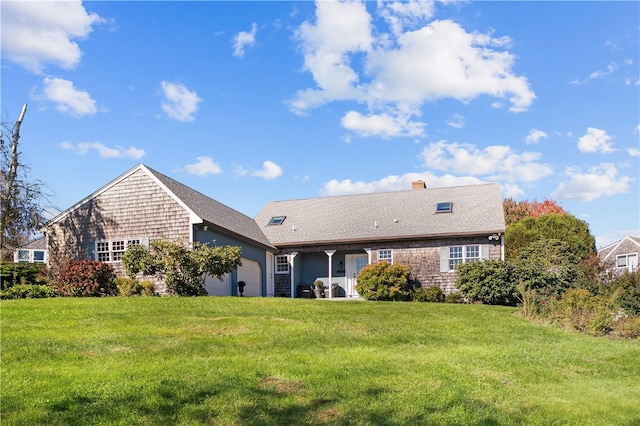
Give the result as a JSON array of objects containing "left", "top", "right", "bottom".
[{"left": 1, "top": 104, "right": 49, "bottom": 260}]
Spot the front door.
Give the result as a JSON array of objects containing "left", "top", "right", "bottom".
[
  {"left": 345, "top": 254, "right": 368, "bottom": 297},
  {"left": 628, "top": 253, "right": 638, "bottom": 273}
]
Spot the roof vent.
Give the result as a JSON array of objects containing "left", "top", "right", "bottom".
[{"left": 412, "top": 180, "right": 427, "bottom": 190}]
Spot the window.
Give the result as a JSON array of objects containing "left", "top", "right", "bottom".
[
  {"left": 436, "top": 202, "right": 452, "bottom": 213},
  {"left": 378, "top": 249, "right": 393, "bottom": 263},
  {"left": 465, "top": 245, "right": 480, "bottom": 263},
  {"left": 112, "top": 240, "right": 125, "bottom": 262},
  {"left": 97, "top": 241, "right": 110, "bottom": 262},
  {"left": 93, "top": 238, "right": 148, "bottom": 263},
  {"left": 449, "top": 246, "right": 463, "bottom": 270},
  {"left": 17, "top": 250, "right": 30, "bottom": 262},
  {"left": 617, "top": 255, "right": 627, "bottom": 268},
  {"left": 33, "top": 250, "right": 45, "bottom": 263},
  {"left": 268, "top": 216, "right": 286, "bottom": 226},
  {"left": 617, "top": 253, "right": 638, "bottom": 271},
  {"left": 15, "top": 249, "right": 47, "bottom": 263},
  {"left": 275, "top": 255, "right": 290, "bottom": 274},
  {"left": 441, "top": 245, "right": 489, "bottom": 272}
]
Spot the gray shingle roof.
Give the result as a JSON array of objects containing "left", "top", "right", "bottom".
[
  {"left": 255, "top": 183, "right": 505, "bottom": 246},
  {"left": 144, "top": 165, "right": 275, "bottom": 249}
]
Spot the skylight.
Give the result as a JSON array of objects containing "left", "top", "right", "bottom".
[
  {"left": 268, "top": 215, "right": 286, "bottom": 225},
  {"left": 436, "top": 202, "right": 452, "bottom": 213}
]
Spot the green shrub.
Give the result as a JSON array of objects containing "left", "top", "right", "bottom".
[
  {"left": 53, "top": 260, "right": 117, "bottom": 297},
  {"left": 612, "top": 315, "right": 640, "bottom": 340},
  {"left": 456, "top": 260, "right": 518, "bottom": 306},
  {"left": 0, "top": 263, "right": 48, "bottom": 289},
  {"left": 445, "top": 292, "right": 465, "bottom": 304},
  {"left": 116, "top": 277, "right": 142, "bottom": 296},
  {"left": 1, "top": 284, "right": 57, "bottom": 299},
  {"left": 607, "top": 272, "right": 640, "bottom": 315},
  {"left": 355, "top": 262, "right": 412, "bottom": 301},
  {"left": 140, "top": 280, "right": 156, "bottom": 296},
  {"left": 514, "top": 239, "right": 578, "bottom": 298},
  {"left": 413, "top": 286, "right": 444, "bottom": 302},
  {"left": 116, "top": 277, "right": 156, "bottom": 296},
  {"left": 551, "top": 288, "right": 615, "bottom": 336}
]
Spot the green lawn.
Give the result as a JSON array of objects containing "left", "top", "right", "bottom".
[{"left": 1, "top": 297, "right": 639, "bottom": 425}]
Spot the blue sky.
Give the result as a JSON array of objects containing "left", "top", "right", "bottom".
[{"left": 1, "top": 1, "right": 638, "bottom": 249}]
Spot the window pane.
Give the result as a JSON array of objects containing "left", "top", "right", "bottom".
[
  {"left": 276, "top": 255, "right": 289, "bottom": 273},
  {"left": 98, "top": 252, "right": 110, "bottom": 262},
  {"left": 378, "top": 249, "right": 392, "bottom": 263},
  {"left": 33, "top": 250, "right": 45, "bottom": 262},
  {"left": 449, "top": 247, "right": 462, "bottom": 270},
  {"left": 617, "top": 256, "right": 627, "bottom": 267},
  {"left": 466, "top": 245, "right": 480, "bottom": 262},
  {"left": 17, "top": 250, "right": 30, "bottom": 262}
]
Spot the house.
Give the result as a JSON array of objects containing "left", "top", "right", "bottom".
[
  {"left": 43, "top": 165, "right": 505, "bottom": 297},
  {"left": 255, "top": 180, "right": 505, "bottom": 297},
  {"left": 597, "top": 236, "right": 640, "bottom": 275},
  {"left": 14, "top": 236, "right": 47, "bottom": 264},
  {"left": 44, "top": 164, "right": 277, "bottom": 296}
]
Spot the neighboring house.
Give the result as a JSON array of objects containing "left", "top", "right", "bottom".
[
  {"left": 255, "top": 180, "right": 505, "bottom": 297},
  {"left": 44, "top": 164, "right": 277, "bottom": 296},
  {"left": 598, "top": 236, "right": 640, "bottom": 275},
  {"left": 14, "top": 236, "right": 47, "bottom": 264},
  {"left": 43, "top": 164, "right": 506, "bottom": 297}
]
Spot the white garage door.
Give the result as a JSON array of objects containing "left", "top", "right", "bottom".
[
  {"left": 237, "top": 258, "right": 262, "bottom": 297},
  {"left": 204, "top": 273, "right": 232, "bottom": 296}
]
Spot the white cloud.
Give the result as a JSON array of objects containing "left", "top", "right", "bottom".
[
  {"left": 185, "top": 157, "right": 222, "bottom": 176},
  {"left": 379, "top": 0, "right": 436, "bottom": 37},
  {"left": 525, "top": 129, "right": 548, "bottom": 144},
  {"left": 419, "top": 140, "right": 553, "bottom": 183},
  {"left": 341, "top": 111, "right": 425, "bottom": 138},
  {"left": 290, "top": 2, "right": 535, "bottom": 137},
  {"left": 41, "top": 77, "right": 97, "bottom": 116},
  {"left": 233, "top": 23, "right": 257, "bottom": 58},
  {"left": 60, "top": 141, "right": 145, "bottom": 159},
  {"left": 1, "top": 1, "right": 102, "bottom": 73},
  {"left": 629, "top": 148, "right": 640, "bottom": 157},
  {"left": 160, "top": 81, "right": 202, "bottom": 122},
  {"left": 578, "top": 127, "right": 615, "bottom": 153},
  {"left": 571, "top": 63, "right": 618, "bottom": 85},
  {"left": 320, "top": 171, "right": 483, "bottom": 196},
  {"left": 251, "top": 161, "right": 283, "bottom": 180},
  {"left": 551, "top": 163, "right": 632, "bottom": 201},
  {"left": 447, "top": 113, "right": 464, "bottom": 129}
]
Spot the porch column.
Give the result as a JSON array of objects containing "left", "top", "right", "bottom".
[
  {"left": 290, "top": 251, "right": 298, "bottom": 298},
  {"left": 324, "top": 250, "right": 336, "bottom": 298},
  {"left": 364, "top": 248, "right": 372, "bottom": 264}
]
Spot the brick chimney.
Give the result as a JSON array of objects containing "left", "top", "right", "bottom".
[{"left": 412, "top": 180, "right": 427, "bottom": 190}]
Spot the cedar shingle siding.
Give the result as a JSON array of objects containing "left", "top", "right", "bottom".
[
  {"left": 45, "top": 164, "right": 506, "bottom": 297},
  {"left": 47, "top": 169, "right": 191, "bottom": 291}
]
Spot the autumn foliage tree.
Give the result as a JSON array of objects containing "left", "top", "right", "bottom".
[{"left": 503, "top": 197, "right": 568, "bottom": 226}]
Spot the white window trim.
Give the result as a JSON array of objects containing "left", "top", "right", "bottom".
[
  {"left": 14, "top": 249, "right": 47, "bottom": 263},
  {"left": 441, "top": 244, "right": 490, "bottom": 272},
  {"left": 275, "top": 255, "right": 290, "bottom": 274},
  {"left": 378, "top": 249, "right": 393, "bottom": 264},
  {"left": 616, "top": 252, "right": 638, "bottom": 271},
  {"left": 93, "top": 237, "right": 149, "bottom": 263}
]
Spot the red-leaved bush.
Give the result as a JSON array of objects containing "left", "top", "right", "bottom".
[{"left": 54, "top": 260, "right": 117, "bottom": 297}]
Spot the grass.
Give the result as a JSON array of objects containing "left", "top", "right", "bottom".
[{"left": 1, "top": 297, "right": 639, "bottom": 425}]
